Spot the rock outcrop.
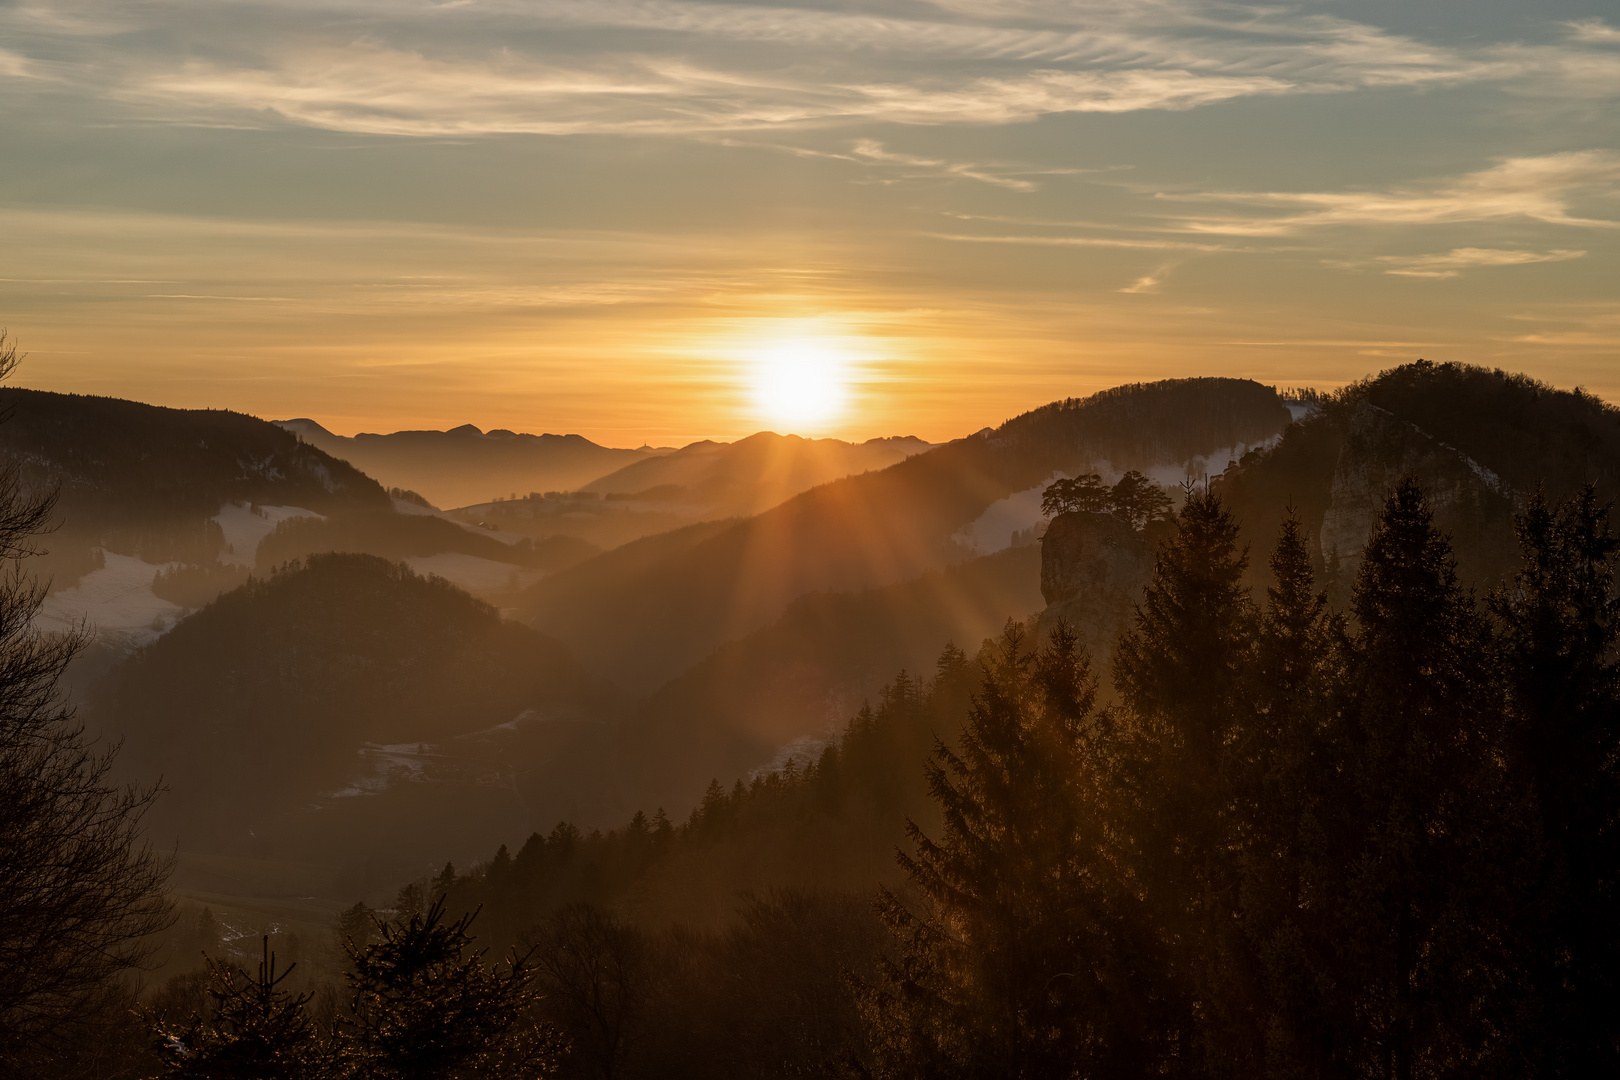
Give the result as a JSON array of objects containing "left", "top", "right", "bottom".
[{"left": 1037, "top": 511, "right": 1153, "bottom": 672}]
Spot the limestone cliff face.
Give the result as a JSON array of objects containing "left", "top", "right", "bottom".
[
  {"left": 1319, "top": 402, "right": 1517, "bottom": 586},
  {"left": 1037, "top": 511, "right": 1153, "bottom": 670}
]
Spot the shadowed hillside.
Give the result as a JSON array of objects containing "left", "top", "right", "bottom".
[
  {"left": 254, "top": 509, "right": 599, "bottom": 577},
  {"left": 89, "top": 553, "right": 616, "bottom": 890},
  {"left": 0, "top": 388, "right": 387, "bottom": 590},
  {"left": 596, "top": 542, "right": 1045, "bottom": 819},
  {"left": 1219, "top": 361, "right": 1620, "bottom": 597}
]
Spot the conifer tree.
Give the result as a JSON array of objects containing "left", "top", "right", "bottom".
[
  {"left": 156, "top": 938, "right": 327, "bottom": 1080},
  {"left": 1492, "top": 485, "right": 1620, "bottom": 1075},
  {"left": 1040, "top": 474, "right": 1109, "bottom": 516},
  {"left": 346, "top": 897, "right": 562, "bottom": 1080},
  {"left": 1327, "top": 478, "right": 1506, "bottom": 1080},
  {"left": 860, "top": 621, "right": 1161, "bottom": 1079},
  {"left": 1112, "top": 485, "right": 1260, "bottom": 1076},
  {"left": 1109, "top": 471, "right": 1174, "bottom": 531},
  {"left": 1235, "top": 514, "right": 1343, "bottom": 1079}
]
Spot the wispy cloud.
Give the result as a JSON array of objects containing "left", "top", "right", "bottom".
[
  {"left": 1162, "top": 151, "right": 1620, "bottom": 235},
  {"left": 849, "top": 139, "right": 1075, "bottom": 191},
  {"left": 1372, "top": 247, "right": 1586, "bottom": 278},
  {"left": 1565, "top": 19, "right": 1620, "bottom": 45},
  {"left": 116, "top": 49, "right": 1301, "bottom": 135},
  {"left": 1120, "top": 264, "right": 1174, "bottom": 293},
  {"left": 924, "top": 232, "right": 1229, "bottom": 252},
  {"left": 3, "top": 1, "right": 1614, "bottom": 136}
]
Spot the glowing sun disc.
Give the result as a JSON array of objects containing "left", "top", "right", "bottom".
[{"left": 752, "top": 342, "right": 849, "bottom": 426}]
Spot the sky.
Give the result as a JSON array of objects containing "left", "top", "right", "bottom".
[{"left": 1, "top": 0, "right": 1617, "bottom": 445}]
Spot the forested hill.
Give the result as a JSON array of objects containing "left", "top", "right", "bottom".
[
  {"left": 1219, "top": 361, "right": 1620, "bottom": 592},
  {"left": 91, "top": 552, "right": 616, "bottom": 887},
  {"left": 384, "top": 475, "right": 1620, "bottom": 1079},
  {"left": 517, "top": 377, "right": 1288, "bottom": 690},
  {"left": 0, "top": 388, "right": 386, "bottom": 587},
  {"left": 279, "top": 419, "right": 652, "bottom": 509}
]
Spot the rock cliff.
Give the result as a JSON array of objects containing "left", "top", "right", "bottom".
[{"left": 1037, "top": 511, "right": 1153, "bottom": 672}]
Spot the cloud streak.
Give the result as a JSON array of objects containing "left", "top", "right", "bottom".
[
  {"left": 1373, "top": 247, "right": 1587, "bottom": 278},
  {"left": 3, "top": 1, "right": 1615, "bottom": 136},
  {"left": 1162, "top": 151, "right": 1620, "bottom": 235}
]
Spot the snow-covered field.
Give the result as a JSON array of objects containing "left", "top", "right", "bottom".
[
  {"left": 214, "top": 502, "right": 322, "bottom": 566},
  {"left": 38, "top": 551, "right": 183, "bottom": 647},
  {"left": 954, "top": 435, "right": 1288, "bottom": 555}
]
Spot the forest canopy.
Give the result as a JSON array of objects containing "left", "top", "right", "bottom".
[{"left": 108, "top": 478, "right": 1613, "bottom": 1080}]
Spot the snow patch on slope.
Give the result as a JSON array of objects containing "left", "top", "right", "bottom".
[
  {"left": 214, "top": 502, "right": 322, "bottom": 567},
  {"left": 38, "top": 551, "right": 183, "bottom": 647},
  {"left": 954, "top": 436, "right": 1286, "bottom": 556}
]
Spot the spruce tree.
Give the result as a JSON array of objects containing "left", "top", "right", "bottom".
[
  {"left": 155, "top": 938, "right": 327, "bottom": 1080},
  {"left": 345, "top": 898, "right": 562, "bottom": 1080},
  {"left": 1235, "top": 514, "right": 1344, "bottom": 1079},
  {"left": 1492, "top": 485, "right": 1620, "bottom": 1075},
  {"left": 860, "top": 621, "right": 1162, "bottom": 1080},
  {"left": 1112, "top": 485, "right": 1260, "bottom": 1076},
  {"left": 1328, "top": 478, "right": 1506, "bottom": 1080}
]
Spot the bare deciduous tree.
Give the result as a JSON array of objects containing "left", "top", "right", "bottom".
[{"left": 0, "top": 330, "right": 173, "bottom": 1068}]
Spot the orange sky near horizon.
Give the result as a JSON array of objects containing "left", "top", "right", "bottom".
[{"left": 2, "top": 2, "right": 1617, "bottom": 447}]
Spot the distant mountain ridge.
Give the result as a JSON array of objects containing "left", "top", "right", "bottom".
[
  {"left": 277, "top": 419, "right": 653, "bottom": 509},
  {"left": 580, "top": 431, "right": 933, "bottom": 517}
]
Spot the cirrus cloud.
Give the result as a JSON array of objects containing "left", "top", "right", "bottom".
[{"left": 2, "top": 1, "right": 1615, "bottom": 136}]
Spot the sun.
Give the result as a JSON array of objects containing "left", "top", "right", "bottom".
[{"left": 751, "top": 341, "right": 851, "bottom": 429}]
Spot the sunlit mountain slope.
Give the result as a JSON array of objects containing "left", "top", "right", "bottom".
[
  {"left": 517, "top": 378, "right": 1290, "bottom": 691},
  {"left": 581, "top": 431, "right": 932, "bottom": 515}
]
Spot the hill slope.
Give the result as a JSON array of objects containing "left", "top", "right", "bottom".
[
  {"left": 517, "top": 378, "right": 1289, "bottom": 690},
  {"left": 0, "top": 388, "right": 387, "bottom": 590},
  {"left": 581, "top": 431, "right": 932, "bottom": 515},
  {"left": 1218, "top": 361, "right": 1620, "bottom": 597},
  {"left": 89, "top": 553, "right": 616, "bottom": 889}
]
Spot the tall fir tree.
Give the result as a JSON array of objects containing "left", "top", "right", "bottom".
[
  {"left": 1492, "top": 485, "right": 1620, "bottom": 1076},
  {"left": 1234, "top": 514, "right": 1345, "bottom": 1080},
  {"left": 1327, "top": 478, "right": 1509, "bottom": 1080},
  {"left": 1112, "top": 485, "right": 1261, "bottom": 1077},
  {"left": 860, "top": 621, "right": 1165, "bottom": 1080}
]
